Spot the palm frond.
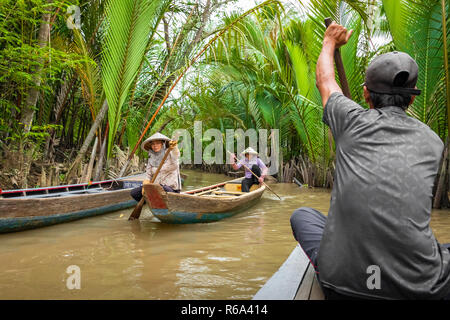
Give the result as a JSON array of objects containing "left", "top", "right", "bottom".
[
  {"left": 383, "top": 0, "right": 448, "bottom": 139},
  {"left": 101, "top": 0, "right": 166, "bottom": 157}
]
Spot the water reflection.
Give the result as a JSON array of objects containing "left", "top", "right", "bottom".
[{"left": 0, "top": 170, "right": 449, "bottom": 299}]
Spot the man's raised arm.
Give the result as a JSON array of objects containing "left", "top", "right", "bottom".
[{"left": 316, "top": 22, "right": 353, "bottom": 107}]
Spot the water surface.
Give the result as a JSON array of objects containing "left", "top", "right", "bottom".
[{"left": 0, "top": 170, "right": 449, "bottom": 299}]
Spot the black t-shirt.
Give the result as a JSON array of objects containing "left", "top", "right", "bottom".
[{"left": 318, "top": 92, "right": 450, "bottom": 299}]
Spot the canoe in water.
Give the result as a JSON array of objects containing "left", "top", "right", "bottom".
[
  {"left": 143, "top": 178, "right": 265, "bottom": 224},
  {"left": 0, "top": 174, "right": 147, "bottom": 233}
]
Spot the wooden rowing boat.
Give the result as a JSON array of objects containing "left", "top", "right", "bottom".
[
  {"left": 253, "top": 245, "right": 325, "bottom": 300},
  {"left": 143, "top": 178, "right": 265, "bottom": 224},
  {"left": 0, "top": 174, "right": 148, "bottom": 234}
]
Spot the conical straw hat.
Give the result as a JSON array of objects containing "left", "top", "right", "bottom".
[
  {"left": 240, "top": 147, "right": 258, "bottom": 156},
  {"left": 141, "top": 132, "right": 170, "bottom": 151}
]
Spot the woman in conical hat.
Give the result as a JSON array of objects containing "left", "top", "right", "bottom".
[
  {"left": 229, "top": 147, "right": 268, "bottom": 192},
  {"left": 140, "top": 132, "right": 171, "bottom": 152},
  {"left": 130, "top": 132, "right": 181, "bottom": 202},
  {"left": 240, "top": 147, "right": 258, "bottom": 157}
]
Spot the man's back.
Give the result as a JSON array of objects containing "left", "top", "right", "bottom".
[{"left": 317, "top": 92, "right": 450, "bottom": 299}]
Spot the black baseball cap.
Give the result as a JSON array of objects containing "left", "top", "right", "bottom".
[{"left": 364, "top": 51, "right": 421, "bottom": 96}]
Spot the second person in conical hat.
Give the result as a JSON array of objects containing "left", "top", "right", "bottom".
[
  {"left": 130, "top": 132, "right": 181, "bottom": 202},
  {"left": 229, "top": 147, "right": 268, "bottom": 192}
]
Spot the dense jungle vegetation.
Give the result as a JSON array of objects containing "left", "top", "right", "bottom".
[{"left": 0, "top": 0, "right": 449, "bottom": 205}]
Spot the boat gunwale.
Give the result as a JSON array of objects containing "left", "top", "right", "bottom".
[
  {"left": 0, "top": 186, "right": 135, "bottom": 203},
  {"left": 253, "top": 245, "right": 311, "bottom": 300},
  {"left": 0, "top": 173, "right": 144, "bottom": 196}
]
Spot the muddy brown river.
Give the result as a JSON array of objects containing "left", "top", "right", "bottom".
[{"left": 0, "top": 170, "right": 449, "bottom": 299}]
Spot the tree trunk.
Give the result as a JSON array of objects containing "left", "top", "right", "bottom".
[
  {"left": 83, "top": 137, "right": 98, "bottom": 183},
  {"left": 93, "top": 125, "right": 109, "bottom": 181},
  {"left": 433, "top": 139, "right": 449, "bottom": 209},
  {"left": 66, "top": 102, "right": 82, "bottom": 148},
  {"left": 65, "top": 99, "right": 108, "bottom": 183},
  {"left": 77, "top": 110, "right": 88, "bottom": 147},
  {"left": 44, "top": 74, "right": 76, "bottom": 159},
  {"left": 279, "top": 148, "right": 284, "bottom": 182},
  {"left": 40, "top": 166, "right": 47, "bottom": 187},
  {"left": 20, "top": 0, "right": 53, "bottom": 133}
]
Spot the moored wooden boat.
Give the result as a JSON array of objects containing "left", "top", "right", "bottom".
[
  {"left": 0, "top": 174, "right": 146, "bottom": 234},
  {"left": 143, "top": 178, "right": 265, "bottom": 224},
  {"left": 253, "top": 245, "right": 325, "bottom": 300}
]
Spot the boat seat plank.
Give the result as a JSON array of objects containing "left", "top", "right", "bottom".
[
  {"left": 309, "top": 273, "right": 325, "bottom": 300},
  {"left": 294, "top": 263, "right": 315, "bottom": 300},
  {"left": 200, "top": 195, "right": 237, "bottom": 199},
  {"left": 253, "top": 245, "right": 325, "bottom": 300},
  {"left": 213, "top": 191, "right": 244, "bottom": 195},
  {"left": 194, "top": 187, "right": 221, "bottom": 196},
  {"left": 293, "top": 262, "right": 324, "bottom": 300},
  {"left": 184, "top": 178, "right": 243, "bottom": 194},
  {"left": 253, "top": 245, "right": 310, "bottom": 300},
  {"left": 224, "top": 184, "right": 242, "bottom": 192}
]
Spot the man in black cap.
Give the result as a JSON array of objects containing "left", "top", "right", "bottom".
[{"left": 290, "top": 21, "right": 450, "bottom": 299}]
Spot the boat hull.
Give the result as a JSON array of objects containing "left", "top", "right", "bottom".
[
  {"left": 0, "top": 176, "right": 144, "bottom": 234},
  {"left": 151, "top": 196, "right": 261, "bottom": 224},
  {"left": 144, "top": 180, "right": 265, "bottom": 224},
  {"left": 0, "top": 199, "right": 136, "bottom": 233}
]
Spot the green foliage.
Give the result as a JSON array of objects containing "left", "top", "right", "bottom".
[
  {"left": 382, "top": 0, "right": 450, "bottom": 139},
  {"left": 0, "top": 0, "right": 90, "bottom": 142},
  {"left": 101, "top": 0, "right": 170, "bottom": 157},
  {"left": 0, "top": 0, "right": 448, "bottom": 188},
  {"left": 8, "top": 123, "right": 62, "bottom": 145}
]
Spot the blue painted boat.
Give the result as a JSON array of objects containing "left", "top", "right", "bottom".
[
  {"left": 143, "top": 178, "right": 265, "bottom": 224},
  {"left": 0, "top": 175, "right": 145, "bottom": 233}
]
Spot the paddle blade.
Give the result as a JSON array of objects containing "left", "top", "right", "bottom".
[{"left": 129, "top": 197, "right": 145, "bottom": 220}]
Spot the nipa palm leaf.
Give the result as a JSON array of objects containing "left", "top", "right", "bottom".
[{"left": 101, "top": 0, "right": 165, "bottom": 157}]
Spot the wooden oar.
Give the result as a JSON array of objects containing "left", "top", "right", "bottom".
[
  {"left": 227, "top": 151, "right": 282, "bottom": 200},
  {"left": 324, "top": 18, "right": 352, "bottom": 100},
  {"left": 128, "top": 146, "right": 173, "bottom": 221}
]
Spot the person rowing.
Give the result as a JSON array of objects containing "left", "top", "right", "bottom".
[
  {"left": 290, "top": 21, "right": 450, "bottom": 300},
  {"left": 229, "top": 147, "right": 268, "bottom": 192},
  {"left": 130, "top": 132, "right": 181, "bottom": 202}
]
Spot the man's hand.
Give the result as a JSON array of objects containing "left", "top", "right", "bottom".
[
  {"left": 169, "top": 140, "right": 178, "bottom": 150},
  {"left": 258, "top": 176, "right": 264, "bottom": 184},
  {"left": 229, "top": 153, "right": 236, "bottom": 164},
  {"left": 323, "top": 21, "right": 353, "bottom": 49}
]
